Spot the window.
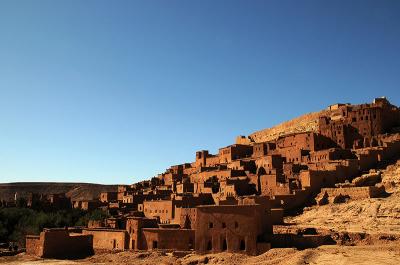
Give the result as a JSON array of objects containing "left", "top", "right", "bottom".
[
  {"left": 240, "top": 239, "right": 245, "bottom": 251},
  {"left": 352, "top": 117, "right": 356, "bottom": 122},
  {"left": 222, "top": 222, "right": 226, "bottom": 228},
  {"left": 207, "top": 240, "right": 212, "bottom": 251},
  {"left": 222, "top": 239, "right": 227, "bottom": 251},
  {"left": 152, "top": 241, "right": 158, "bottom": 249},
  {"left": 209, "top": 222, "right": 213, "bottom": 228},
  {"left": 188, "top": 238, "right": 194, "bottom": 249},
  {"left": 235, "top": 221, "right": 239, "bottom": 228}
]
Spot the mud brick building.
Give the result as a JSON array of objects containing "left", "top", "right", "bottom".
[
  {"left": 195, "top": 203, "right": 272, "bottom": 255},
  {"left": 100, "top": 192, "right": 118, "bottom": 203},
  {"left": 26, "top": 193, "right": 71, "bottom": 210},
  {"left": 26, "top": 228, "right": 93, "bottom": 258},
  {"left": 319, "top": 98, "right": 400, "bottom": 149},
  {"left": 26, "top": 97, "right": 400, "bottom": 258}
]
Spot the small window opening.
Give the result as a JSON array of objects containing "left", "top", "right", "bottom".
[
  {"left": 207, "top": 240, "right": 212, "bottom": 251},
  {"left": 240, "top": 239, "right": 245, "bottom": 250},
  {"left": 222, "top": 239, "right": 227, "bottom": 251}
]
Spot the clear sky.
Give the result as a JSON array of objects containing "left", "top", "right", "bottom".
[{"left": 1, "top": 1, "right": 399, "bottom": 184}]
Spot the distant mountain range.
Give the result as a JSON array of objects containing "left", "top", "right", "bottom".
[{"left": 0, "top": 182, "right": 118, "bottom": 202}]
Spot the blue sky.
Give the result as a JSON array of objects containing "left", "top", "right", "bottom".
[{"left": 1, "top": 1, "right": 399, "bottom": 184}]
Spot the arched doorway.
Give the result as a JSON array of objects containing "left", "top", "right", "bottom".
[
  {"left": 240, "top": 239, "right": 246, "bottom": 251},
  {"left": 207, "top": 240, "right": 212, "bottom": 251},
  {"left": 183, "top": 215, "right": 192, "bottom": 229},
  {"left": 222, "top": 239, "right": 227, "bottom": 251},
  {"left": 256, "top": 166, "right": 267, "bottom": 194}
]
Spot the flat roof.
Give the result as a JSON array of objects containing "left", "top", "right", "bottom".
[
  {"left": 142, "top": 228, "right": 194, "bottom": 232},
  {"left": 83, "top": 228, "right": 127, "bottom": 232},
  {"left": 196, "top": 204, "right": 260, "bottom": 208}
]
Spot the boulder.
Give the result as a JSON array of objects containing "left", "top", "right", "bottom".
[
  {"left": 316, "top": 191, "right": 329, "bottom": 206},
  {"left": 333, "top": 194, "right": 350, "bottom": 204}
]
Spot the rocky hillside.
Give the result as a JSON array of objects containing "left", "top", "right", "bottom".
[
  {"left": 286, "top": 159, "right": 400, "bottom": 235},
  {"left": 0, "top": 182, "right": 118, "bottom": 202},
  {"left": 249, "top": 109, "right": 329, "bottom": 143}
]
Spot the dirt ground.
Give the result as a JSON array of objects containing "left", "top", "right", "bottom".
[{"left": 1, "top": 243, "right": 400, "bottom": 265}]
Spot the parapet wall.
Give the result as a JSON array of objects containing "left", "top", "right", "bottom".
[{"left": 320, "top": 186, "right": 385, "bottom": 199}]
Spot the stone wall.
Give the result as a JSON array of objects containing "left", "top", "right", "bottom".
[{"left": 320, "top": 186, "right": 385, "bottom": 200}]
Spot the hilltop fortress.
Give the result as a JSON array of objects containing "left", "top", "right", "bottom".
[{"left": 25, "top": 97, "right": 400, "bottom": 258}]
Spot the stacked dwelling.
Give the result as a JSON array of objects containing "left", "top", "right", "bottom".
[{"left": 26, "top": 97, "right": 400, "bottom": 258}]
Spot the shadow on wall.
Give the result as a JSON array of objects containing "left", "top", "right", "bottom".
[{"left": 270, "top": 233, "right": 336, "bottom": 250}]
